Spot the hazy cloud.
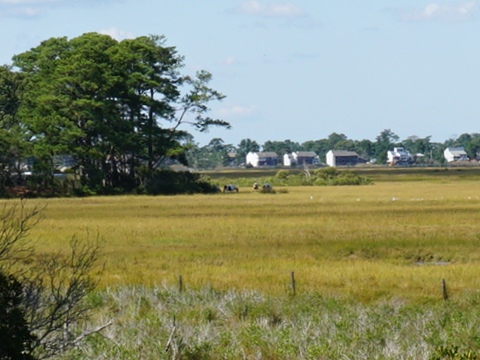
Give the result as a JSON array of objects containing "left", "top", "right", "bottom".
[
  {"left": 99, "top": 27, "right": 135, "bottom": 41},
  {"left": 236, "top": 1, "right": 304, "bottom": 18},
  {"left": 401, "top": 1, "right": 476, "bottom": 22},
  {"left": 0, "top": 0, "right": 59, "bottom": 4},
  {"left": 0, "top": 0, "right": 114, "bottom": 18},
  {"left": 217, "top": 105, "right": 257, "bottom": 117},
  {"left": 223, "top": 56, "right": 237, "bottom": 66}
]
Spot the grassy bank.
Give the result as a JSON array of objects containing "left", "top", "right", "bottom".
[
  {"left": 10, "top": 178, "right": 480, "bottom": 303},
  {"left": 67, "top": 286, "right": 480, "bottom": 359},
  {"left": 4, "top": 172, "right": 480, "bottom": 358}
]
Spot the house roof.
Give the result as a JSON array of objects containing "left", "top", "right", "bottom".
[
  {"left": 445, "top": 147, "right": 467, "bottom": 155},
  {"left": 329, "top": 150, "right": 358, "bottom": 157},
  {"left": 295, "top": 151, "right": 318, "bottom": 157},
  {"left": 256, "top": 152, "right": 277, "bottom": 157}
]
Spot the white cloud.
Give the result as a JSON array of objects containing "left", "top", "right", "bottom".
[
  {"left": 237, "top": 0, "right": 304, "bottom": 18},
  {"left": 217, "top": 105, "right": 257, "bottom": 117},
  {"left": 0, "top": 0, "right": 114, "bottom": 18},
  {"left": 99, "top": 27, "right": 135, "bottom": 41},
  {"left": 0, "top": 0, "right": 58, "bottom": 4},
  {"left": 223, "top": 56, "right": 237, "bottom": 66},
  {"left": 401, "top": 1, "right": 476, "bottom": 22},
  {"left": 9, "top": 6, "right": 41, "bottom": 16}
]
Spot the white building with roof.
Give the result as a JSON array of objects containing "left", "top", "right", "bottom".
[
  {"left": 246, "top": 152, "right": 278, "bottom": 167},
  {"left": 387, "top": 147, "right": 414, "bottom": 165},
  {"left": 283, "top": 151, "right": 320, "bottom": 166},
  {"left": 444, "top": 147, "right": 469, "bottom": 162},
  {"left": 326, "top": 150, "right": 359, "bottom": 167}
]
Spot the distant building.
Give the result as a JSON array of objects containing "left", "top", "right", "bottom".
[
  {"left": 326, "top": 150, "right": 359, "bottom": 167},
  {"left": 444, "top": 147, "right": 469, "bottom": 162},
  {"left": 387, "top": 147, "right": 414, "bottom": 166},
  {"left": 283, "top": 151, "right": 320, "bottom": 167},
  {"left": 246, "top": 152, "right": 278, "bottom": 167}
]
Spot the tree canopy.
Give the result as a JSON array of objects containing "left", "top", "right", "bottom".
[{"left": 2, "top": 33, "right": 230, "bottom": 194}]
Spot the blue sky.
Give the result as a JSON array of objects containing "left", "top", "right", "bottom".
[{"left": 1, "top": 1, "right": 479, "bottom": 147}]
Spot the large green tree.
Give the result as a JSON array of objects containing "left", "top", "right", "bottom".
[
  {"left": 0, "top": 66, "right": 30, "bottom": 189},
  {"left": 12, "top": 33, "right": 229, "bottom": 193}
]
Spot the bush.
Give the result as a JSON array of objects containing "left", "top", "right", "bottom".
[
  {"left": 0, "top": 272, "right": 36, "bottom": 360},
  {"left": 145, "top": 170, "right": 219, "bottom": 195},
  {"left": 0, "top": 201, "right": 105, "bottom": 359},
  {"left": 312, "top": 168, "right": 371, "bottom": 186},
  {"left": 275, "top": 170, "right": 290, "bottom": 180}
]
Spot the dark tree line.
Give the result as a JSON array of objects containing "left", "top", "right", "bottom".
[
  {"left": 187, "top": 129, "right": 480, "bottom": 169},
  {"left": 0, "top": 33, "right": 229, "bottom": 195}
]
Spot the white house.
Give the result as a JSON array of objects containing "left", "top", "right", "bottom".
[
  {"left": 387, "top": 147, "right": 414, "bottom": 165},
  {"left": 326, "top": 150, "right": 359, "bottom": 167},
  {"left": 444, "top": 147, "right": 469, "bottom": 162},
  {"left": 283, "top": 151, "right": 320, "bottom": 167},
  {"left": 246, "top": 152, "right": 278, "bottom": 167}
]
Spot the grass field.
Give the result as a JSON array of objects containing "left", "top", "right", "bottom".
[
  {"left": 13, "top": 170, "right": 480, "bottom": 304},
  {"left": 6, "top": 168, "right": 480, "bottom": 359}
]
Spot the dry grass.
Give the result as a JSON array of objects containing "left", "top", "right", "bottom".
[{"left": 6, "top": 179, "right": 480, "bottom": 303}]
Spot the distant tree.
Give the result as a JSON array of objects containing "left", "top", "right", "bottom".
[
  {"left": 302, "top": 139, "right": 330, "bottom": 161},
  {"left": 262, "top": 139, "right": 300, "bottom": 155},
  {"left": 401, "top": 135, "right": 432, "bottom": 163},
  {"left": 326, "top": 133, "right": 348, "bottom": 150},
  {"left": 374, "top": 129, "right": 399, "bottom": 163},
  {"left": 236, "top": 138, "right": 260, "bottom": 164},
  {"left": 464, "top": 134, "right": 480, "bottom": 160},
  {"left": 333, "top": 139, "right": 356, "bottom": 151},
  {"left": 185, "top": 138, "right": 235, "bottom": 169},
  {"left": 430, "top": 143, "right": 445, "bottom": 164},
  {"left": 204, "top": 138, "right": 229, "bottom": 168},
  {"left": 354, "top": 139, "right": 374, "bottom": 159},
  {"left": 454, "top": 133, "right": 472, "bottom": 148}
]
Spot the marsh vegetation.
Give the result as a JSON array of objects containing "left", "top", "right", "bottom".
[{"left": 6, "top": 169, "right": 480, "bottom": 358}]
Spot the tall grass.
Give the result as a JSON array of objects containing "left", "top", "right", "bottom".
[
  {"left": 5, "top": 176, "right": 480, "bottom": 358},
  {"left": 64, "top": 285, "right": 480, "bottom": 359},
  {"left": 6, "top": 180, "right": 480, "bottom": 303}
]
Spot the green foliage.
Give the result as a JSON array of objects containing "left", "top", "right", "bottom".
[
  {"left": 209, "top": 167, "right": 371, "bottom": 189},
  {"left": 312, "top": 167, "right": 371, "bottom": 186},
  {"left": 145, "top": 170, "right": 219, "bottom": 195},
  {"left": 0, "top": 202, "right": 103, "bottom": 359},
  {"left": 236, "top": 138, "right": 260, "bottom": 164},
  {"left": 262, "top": 139, "right": 300, "bottom": 154},
  {"left": 275, "top": 170, "right": 290, "bottom": 179},
  {"left": 431, "top": 345, "right": 477, "bottom": 360},
  {"left": 0, "top": 272, "right": 36, "bottom": 360},
  {"left": 375, "top": 128, "right": 399, "bottom": 163},
  {"left": 186, "top": 138, "right": 234, "bottom": 169},
  {"left": 61, "top": 286, "right": 480, "bottom": 359},
  {"left": 6, "top": 32, "right": 229, "bottom": 195}
]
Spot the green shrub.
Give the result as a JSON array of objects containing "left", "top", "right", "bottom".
[
  {"left": 145, "top": 170, "right": 219, "bottom": 195},
  {"left": 312, "top": 168, "right": 371, "bottom": 186},
  {"left": 275, "top": 170, "right": 290, "bottom": 179},
  {"left": 0, "top": 272, "right": 36, "bottom": 360}
]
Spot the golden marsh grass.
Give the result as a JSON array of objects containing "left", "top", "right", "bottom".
[{"left": 7, "top": 179, "right": 480, "bottom": 303}]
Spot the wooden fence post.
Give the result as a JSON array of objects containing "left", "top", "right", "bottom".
[
  {"left": 442, "top": 278, "right": 448, "bottom": 300},
  {"left": 291, "top": 271, "right": 296, "bottom": 296},
  {"left": 178, "top": 275, "right": 183, "bottom": 293}
]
